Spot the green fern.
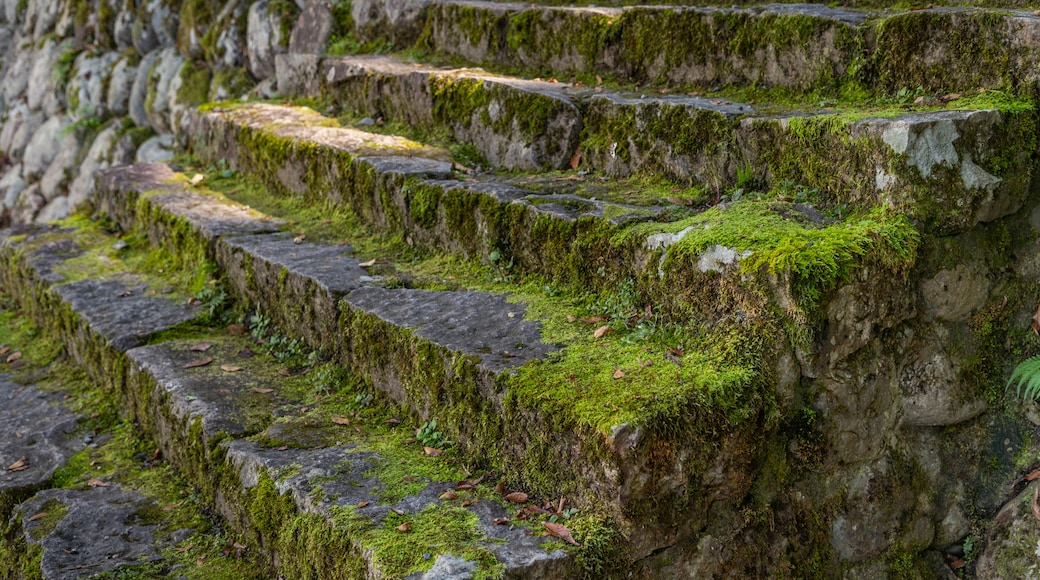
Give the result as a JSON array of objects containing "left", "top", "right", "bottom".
[{"left": 1007, "top": 355, "right": 1040, "bottom": 400}]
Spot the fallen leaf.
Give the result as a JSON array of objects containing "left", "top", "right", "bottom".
[
  {"left": 175, "top": 544, "right": 193, "bottom": 553},
  {"left": 293, "top": 234, "right": 306, "bottom": 244},
  {"left": 6, "top": 458, "right": 27, "bottom": 471},
  {"left": 941, "top": 93, "right": 962, "bottom": 102},
  {"left": 357, "top": 501, "right": 370, "bottom": 508},
  {"left": 28, "top": 512, "right": 46, "bottom": 522},
  {"left": 543, "top": 522, "right": 581, "bottom": 546},
  {"left": 196, "top": 555, "right": 207, "bottom": 565},
  {"left": 457, "top": 481, "right": 475, "bottom": 491},
  {"left": 950, "top": 558, "right": 966, "bottom": 570},
  {"left": 396, "top": 522, "right": 411, "bottom": 532},
  {"left": 0, "top": 346, "right": 9, "bottom": 355},
  {"left": 278, "top": 369, "right": 291, "bottom": 377},
  {"left": 237, "top": 347, "right": 255, "bottom": 358},
  {"left": 220, "top": 365, "right": 242, "bottom": 372},
  {"left": 567, "top": 315, "right": 576, "bottom": 322},
  {"left": 613, "top": 368, "right": 625, "bottom": 380},
  {"left": 495, "top": 480, "right": 506, "bottom": 495},
  {"left": 190, "top": 173, "right": 205, "bottom": 186},
  {"left": 332, "top": 417, "right": 351, "bottom": 425},
  {"left": 581, "top": 316, "right": 603, "bottom": 324},
  {"left": 493, "top": 517, "right": 510, "bottom": 525},
  {"left": 424, "top": 446, "right": 443, "bottom": 456},
  {"left": 595, "top": 75, "right": 603, "bottom": 85},
  {"left": 358, "top": 258, "right": 379, "bottom": 267},
  {"left": 276, "top": 446, "right": 289, "bottom": 451},
  {"left": 227, "top": 323, "right": 246, "bottom": 335},
  {"left": 6, "top": 351, "right": 21, "bottom": 363},
  {"left": 392, "top": 508, "right": 405, "bottom": 516},
  {"left": 87, "top": 478, "right": 109, "bottom": 487},
  {"left": 189, "top": 342, "right": 213, "bottom": 352},
  {"left": 1033, "top": 485, "right": 1040, "bottom": 523},
  {"left": 569, "top": 151, "right": 581, "bottom": 170},
  {"left": 183, "top": 357, "right": 213, "bottom": 369},
  {"left": 461, "top": 499, "right": 477, "bottom": 507},
  {"left": 401, "top": 438, "right": 417, "bottom": 445},
  {"left": 593, "top": 325, "right": 612, "bottom": 339},
  {"left": 251, "top": 387, "right": 274, "bottom": 394},
  {"left": 440, "top": 491, "right": 458, "bottom": 500},
  {"left": 1026, "top": 468, "right": 1040, "bottom": 481},
  {"left": 504, "top": 491, "right": 528, "bottom": 503},
  {"left": 163, "top": 502, "right": 183, "bottom": 511},
  {"left": 150, "top": 448, "right": 161, "bottom": 461}
]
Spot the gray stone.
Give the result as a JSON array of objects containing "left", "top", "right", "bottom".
[
  {"left": 976, "top": 481, "right": 1040, "bottom": 579},
  {"left": 25, "top": 0, "right": 59, "bottom": 39},
  {"left": 39, "top": 131, "right": 80, "bottom": 201},
  {"left": 0, "top": 379, "right": 82, "bottom": 502},
  {"left": 134, "top": 133, "right": 175, "bottom": 163},
  {"left": 289, "top": 0, "right": 332, "bottom": 54},
  {"left": 128, "top": 49, "right": 160, "bottom": 127},
  {"left": 214, "top": 0, "right": 249, "bottom": 68},
  {"left": 920, "top": 263, "right": 991, "bottom": 322},
  {"left": 0, "top": 165, "right": 25, "bottom": 209},
  {"left": 144, "top": 48, "right": 184, "bottom": 133},
  {"left": 34, "top": 195, "right": 68, "bottom": 222},
  {"left": 145, "top": 190, "right": 285, "bottom": 239},
  {"left": 15, "top": 486, "right": 171, "bottom": 579},
  {"left": 66, "top": 50, "right": 120, "bottom": 119},
  {"left": 416, "top": 555, "right": 478, "bottom": 580},
  {"left": 345, "top": 287, "right": 558, "bottom": 374},
  {"left": 247, "top": 0, "right": 298, "bottom": 80},
  {"left": 12, "top": 182, "right": 44, "bottom": 222},
  {"left": 93, "top": 162, "right": 180, "bottom": 230},
  {"left": 1, "top": 41, "right": 32, "bottom": 103},
  {"left": 25, "top": 37, "right": 65, "bottom": 113},
  {"left": 351, "top": 0, "right": 429, "bottom": 45},
  {"left": 275, "top": 51, "right": 322, "bottom": 96},
  {"left": 51, "top": 278, "right": 199, "bottom": 351},
  {"left": 0, "top": 103, "right": 43, "bottom": 160},
  {"left": 22, "top": 114, "right": 69, "bottom": 180},
  {"left": 132, "top": 0, "right": 177, "bottom": 54},
  {"left": 899, "top": 335, "right": 987, "bottom": 427},
  {"left": 67, "top": 124, "right": 119, "bottom": 207},
  {"left": 112, "top": 0, "right": 135, "bottom": 49}
]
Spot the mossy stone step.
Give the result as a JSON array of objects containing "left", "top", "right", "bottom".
[
  {"left": 279, "top": 53, "right": 582, "bottom": 171},
  {"left": 0, "top": 222, "right": 574, "bottom": 577},
  {"left": 407, "top": 1, "right": 1040, "bottom": 95}
]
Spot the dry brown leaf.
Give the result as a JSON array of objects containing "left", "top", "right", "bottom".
[
  {"left": 396, "top": 522, "right": 411, "bottom": 532},
  {"left": 293, "top": 235, "right": 306, "bottom": 244},
  {"left": 189, "top": 342, "right": 213, "bottom": 352},
  {"left": 357, "top": 501, "right": 370, "bottom": 508},
  {"left": 237, "top": 347, "right": 255, "bottom": 358},
  {"left": 950, "top": 558, "right": 966, "bottom": 570},
  {"left": 196, "top": 555, "right": 207, "bottom": 565},
  {"left": 504, "top": 492, "right": 528, "bottom": 503},
  {"left": 440, "top": 491, "right": 458, "bottom": 500},
  {"left": 87, "top": 478, "right": 109, "bottom": 487},
  {"left": 0, "top": 346, "right": 9, "bottom": 355},
  {"left": 612, "top": 368, "right": 625, "bottom": 380},
  {"left": 190, "top": 174, "right": 205, "bottom": 186},
  {"left": 276, "top": 446, "right": 289, "bottom": 451},
  {"left": 457, "top": 481, "right": 475, "bottom": 491},
  {"left": 1032, "top": 302, "right": 1040, "bottom": 337},
  {"left": 227, "top": 323, "right": 245, "bottom": 335},
  {"left": 1026, "top": 468, "right": 1040, "bottom": 481},
  {"left": 493, "top": 517, "right": 510, "bottom": 525},
  {"left": 250, "top": 387, "right": 274, "bottom": 394},
  {"left": 567, "top": 315, "right": 576, "bottom": 322},
  {"left": 278, "top": 369, "right": 291, "bottom": 377},
  {"left": 183, "top": 357, "right": 213, "bottom": 369},
  {"left": 1033, "top": 485, "right": 1040, "bottom": 523},
  {"left": 424, "top": 446, "right": 443, "bottom": 456},
  {"left": 461, "top": 499, "right": 477, "bottom": 507},
  {"left": 358, "top": 258, "right": 379, "bottom": 267},
  {"left": 175, "top": 544, "right": 194, "bottom": 553},
  {"left": 593, "top": 325, "right": 612, "bottom": 339},
  {"left": 28, "top": 512, "right": 46, "bottom": 522},
  {"left": 392, "top": 508, "right": 405, "bottom": 515},
  {"left": 220, "top": 365, "right": 242, "bottom": 372},
  {"left": 163, "top": 502, "right": 182, "bottom": 511},
  {"left": 581, "top": 316, "right": 603, "bottom": 324},
  {"left": 543, "top": 522, "right": 580, "bottom": 546},
  {"left": 569, "top": 152, "right": 581, "bottom": 170},
  {"left": 7, "top": 458, "right": 27, "bottom": 471},
  {"left": 6, "top": 351, "right": 22, "bottom": 363},
  {"left": 332, "top": 417, "right": 351, "bottom": 425}
]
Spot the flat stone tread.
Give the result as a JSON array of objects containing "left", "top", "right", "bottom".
[
  {"left": 205, "top": 103, "right": 451, "bottom": 160},
  {"left": 223, "top": 233, "right": 370, "bottom": 297},
  {"left": 440, "top": 0, "right": 868, "bottom": 22},
  {"left": 146, "top": 189, "right": 285, "bottom": 239},
  {"left": 126, "top": 339, "right": 302, "bottom": 439},
  {"left": 0, "top": 379, "right": 82, "bottom": 498},
  {"left": 345, "top": 287, "right": 558, "bottom": 374},
  {"left": 16, "top": 486, "right": 183, "bottom": 580},
  {"left": 53, "top": 278, "right": 200, "bottom": 352}
]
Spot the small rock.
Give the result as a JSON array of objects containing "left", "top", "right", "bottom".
[
  {"left": 112, "top": 240, "right": 128, "bottom": 251},
  {"left": 358, "top": 117, "right": 376, "bottom": 126}
]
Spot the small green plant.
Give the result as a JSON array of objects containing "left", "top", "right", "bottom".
[
  {"left": 1006, "top": 355, "right": 1040, "bottom": 400},
  {"left": 963, "top": 534, "right": 976, "bottom": 564},
  {"left": 195, "top": 283, "right": 229, "bottom": 322},
  {"left": 548, "top": 508, "right": 578, "bottom": 524},
  {"left": 349, "top": 392, "right": 373, "bottom": 410},
  {"left": 415, "top": 419, "right": 452, "bottom": 449},
  {"left": 487, "top": 249, "right": 515, "bottom": 284}
]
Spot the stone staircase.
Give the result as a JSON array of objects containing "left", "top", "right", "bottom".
[{"left": 4, "top": 0, "right": 1040, "bottom": 578}]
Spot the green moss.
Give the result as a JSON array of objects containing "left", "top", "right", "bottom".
[
  {"left": 177, "top": 61, "right": 212, "bottom": 107},
  {"left": 209, "top": 67, "right": 256, "bottom": 102}
]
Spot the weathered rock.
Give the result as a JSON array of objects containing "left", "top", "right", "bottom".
[
  {"left": 0, "top": 380, "right": 82, "bottom": 510},
  {"left": 128, "top": 49, "right": 160, "bottom": 127},
  {"left": 67, "top": 124, "right": 119, "bottom": 207},
  {"left": 0, "top": 103, "right": 43, "bottom": 159},
  {"left": 1, "top": 40, "right": 32, "bottom": 103},
  {"left": 38, "top": 131, "right": 80, "bottom": 201},
  {"left": 133, "top": 0, "right": 178, "bottom": 55},
  {"left": 66, "top": 50, "right": 120, "bottom": 119},
  {"left": 12, "top": 182, "right": 44, "bottom": 222},
  {"left": 112, "top": 0, "right": 135, "bottom": 49},
  {"left": 246, "top": 0, "right": 299, "bottom": 80},
  {"left": 25, "top": 37, "right": 67, "bottom": 114},
  {"left": 0, "top": 165, "right": 25, "bottom": 209},
  {"left": 351, "top": 0, "right": 429, "bottom": 45},
  {"left": 976, "top": 481, "right": 1040, "bottom": 578},
  {"left": 25, "top": 0, "right": 60, "bottom": 39},
  {"left": 22, "top": 115, "right": 68, "bottom": 180},
  {"left": 288, "top": 0, "right": 332, "bottom": 54},
  {"left": 105, "top": 54, "right": 137, "bottom": 116},
  {"left": 133, "top": 133, "right": 175, "bottom": 163},
  {"left": 35, "top": 194, "right": 69, "bottom": 222},
  {"left": 14, "top": 486, "right": 176, "bottom": 578},
  {"left": 144, "top": 47, "right": 185, "bottom": 133}
]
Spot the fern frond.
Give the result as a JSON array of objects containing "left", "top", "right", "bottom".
[{"left": 1007, "top": 355, "right": 1040, "bottom": 399}]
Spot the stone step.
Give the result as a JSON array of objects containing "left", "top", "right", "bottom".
[
  {"left": 399, "top": 1, "right": 1040, "bottom": 96},
  {"left": 0, "top": 222, "right": 574, "bottom": 577},
  {"left": 276, "top": 53, "right": 1036, "bottom": 236}
]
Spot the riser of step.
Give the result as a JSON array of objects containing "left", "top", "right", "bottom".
[
  {"left": 277, "top": 55, "right": 1035, "bottom": 235},
  {"left": 0, "top": 225, "right": 571, "bottom": 578},
  {"left": 93, "top": 163, "right": 746, "bottom": 559},
  {"left": 413, "top": 1, "right": 1040, "bottom": 95}
]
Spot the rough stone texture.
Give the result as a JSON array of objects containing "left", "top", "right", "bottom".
[
  {"left": 0, "top": 166, "right": 26, "bottom": 210},
  {"left": 0, "top": 380, "right": 82, "bottom": 505},
  {"left": 144, "top": 47, "right": 185, "bottom": 133},
  {"left": 134, "top": 133, "right": 176, "bottom": 163},
  {"left": 15, "top": 486, "right": 175, "bottom": 578},
  {"left": 288, "top": 0, "right": 332, "bottom": 54},
  {"left": 51, "top": 278, "right": 200, "bottom": 352},
  {"left": 38, "top": 131, "right": 80, "bottom": 201},
  {"left": 0, "top": 104, "right": 43, "bottom": 160},
  {"left": 66, "top": 51, "right": 120, "bottom": 119},
  {"left": 105, "top": 54, "right": 138, "bottom": 117},
  {"left": 350, "top": 0, "right": 430, "bottom": 45},
  {"left": 976, "top": 481, "right": 1040, "bottom": 579},
  {"left": 246, "top": 0, "right": 298, "bottom": 80},
  {"left": 93, "top": 162, "right": 180, "bottom": 230},
  {"left": 313, "top": 55, "right": 582, "bottom": 171},
  {"left": 66, "top": 125, "right": 119, "bottom": 207},
  {"left": 128, "top": 49, "right": 160, "bottom": 128},
  {"left": 25, "top": 38, "right": 65, "bottom": 114},
  {"left": 21, "top": 115, "right": 68, "bottom": 181}
]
